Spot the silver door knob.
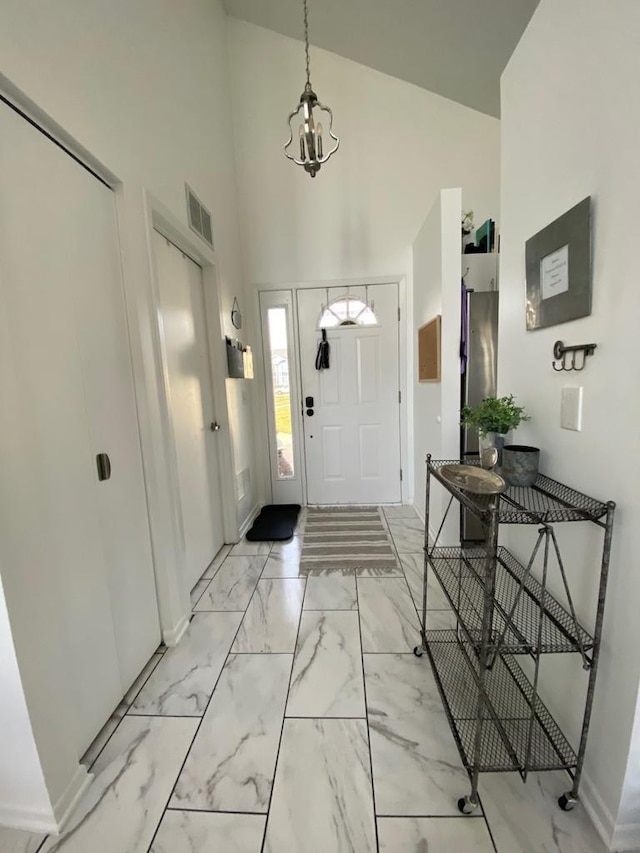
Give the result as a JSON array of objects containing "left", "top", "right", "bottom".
[{"left": 210, "top": 421, "right": 221, "bottom": 432}]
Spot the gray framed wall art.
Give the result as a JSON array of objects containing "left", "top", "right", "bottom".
[{"left": 525, "top": 196, "right": 592, "bottom": 330}]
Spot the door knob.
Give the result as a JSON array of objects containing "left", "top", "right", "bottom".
[{"left": 210, "top": 421, "right": 221, "bottom": 432}]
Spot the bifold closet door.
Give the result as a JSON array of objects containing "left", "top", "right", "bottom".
[{"left": 0, "top": 100, "right": 159, "bottom": 755}]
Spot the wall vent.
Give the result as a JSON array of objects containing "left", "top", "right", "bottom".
[{"left": 185, "top": 183, "right": 214, "bottom": 249}]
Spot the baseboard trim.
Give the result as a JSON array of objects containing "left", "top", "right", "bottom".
[
  {"left": 612, "top": 821, "right": 640, "bottom": 851},
  {"left": 0, "top": 764, "right": 92, "bottom": 834},
  {"left": 238, "top": 503, "right": 261, "bottom": 539},
  {"left": 162, "top": 612, "right": 190, "bottom": 647},
  {"left": 53, "top": 763, "right": 92, "bottom": 833},
  {"left": 581, "top": 771, "right": 616, "bottom": 850}
]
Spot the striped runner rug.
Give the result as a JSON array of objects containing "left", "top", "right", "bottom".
[{"left": 300, "top": 507, "right": 398, "bottom": 572}]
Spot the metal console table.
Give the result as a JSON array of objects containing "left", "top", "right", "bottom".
[{"left": 413, "top": 454, "right": 616, "bottom": 815}]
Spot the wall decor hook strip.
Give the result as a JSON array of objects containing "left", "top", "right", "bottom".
[{"left": 552, "top": 340, "right": 597, "bottom": 372}]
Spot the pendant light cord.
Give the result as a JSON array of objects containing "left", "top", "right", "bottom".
[{"left": 303, "top": 0, "right": 311, "bottom": 88}]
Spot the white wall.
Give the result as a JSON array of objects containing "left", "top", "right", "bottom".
[
  {"left": 500, "top": 2, "right": 640, "bottom": 847},
  {"left": 227, "top": 19, "right": 500, "bottom": 287},
  {"left": 0, "top": 573, "right": 52, "bottom": 827},
  {"left": 0, "top": 0, "right": 253, "bottom": 827},
  {"left": 227, "top": 19, "right": 500, "bottom": 501},
  {"left": 412, "top": 189, "right": 462, "bottom": 542}
]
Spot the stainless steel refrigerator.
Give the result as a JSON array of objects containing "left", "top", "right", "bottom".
[{"left": 461, "top": 290, "right": 499, "bottom": 542}]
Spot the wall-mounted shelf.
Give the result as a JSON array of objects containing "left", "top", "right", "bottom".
[{"left": 226, "top": 337, "right": 253, "bottom": 379}]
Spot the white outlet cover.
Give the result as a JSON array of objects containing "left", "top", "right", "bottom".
[{"left": 561, "top": 386, "right": 583, "bottom": 431}]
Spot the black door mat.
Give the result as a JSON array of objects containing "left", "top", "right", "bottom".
[{"left": 245, "top": 504, "right": 301, "bottom": 541}]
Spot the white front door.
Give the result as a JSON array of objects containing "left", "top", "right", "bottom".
[
  {"left": 297, "top": 284, "right": 401, "bottom": 504},
  {"left": 154, "top": 232, "right": 224, "bottom": 589}
]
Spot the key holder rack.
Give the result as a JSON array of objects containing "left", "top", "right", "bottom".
[{"left": 553, "top": 340, "right": 597, "bottom": 372}]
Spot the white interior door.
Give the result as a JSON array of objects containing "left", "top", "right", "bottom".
[
  {"left": 297, "top": 284, "right": 402, "bottom": 504},
  {"left": 154, "top": 232, "right": 224, "bottom": 589},
  {"left": 0, "top": 100, "right": 160, "bottom": 756}
]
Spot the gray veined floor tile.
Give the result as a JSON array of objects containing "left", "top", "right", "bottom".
[
  {"left": 151, "top": 811, "right": 266, "bottom": 853},
  {"left": 363, "top": 653, "right": 470, "bottom": 816},
  {"left": 378, "top": 817, "right": 494, "bottom": 852},
  {"left": 82, "top": 652, "right": 164, "bottom": 768},
  {"left": 193, "top": 555, "right": 266, "bottom": 611},
  {"left": 400, "top": 553, "right": 450, "bottom": 611},
  {"left": 480, "top": 770, "right": 606, "bottom": 853},
  {"left": 230, "top": 538, "right": 272, "bottom": 557},
  {"left": 387, "top": 517, "right": 426, "bottom": 553},
  {"left": 201, "top": 543, "right": 232, "bottom": 578},
  {"left": 130, "top": 612, "right": 242, "bottom": 716},
  {"left": 261, "top": 553, "right": 303, "bottom": 578},
  {"left": 0, "top": 827, "right": 45, "bottom": 853},
  {"left": 264, "top": 718, "right": 377, "bottom": 853},
  {"left": 303, "top": 574, "right": 357, "bottom": 609},
  {"left": 286, "top": 610, "right": 365, "bottom": 717},
  {"left": 39, "top": 716, "right": 197, "bottom": 853},
  {"left": 170, "top": 653, "right": 292, "bottom": 813},
  {"left": 231, "top": 578, "right": 306, "bottom": 653},
  {"left": 357, "top": 577, "right": 421, "bottom": 652},
  {"left": 190, "top": 577, "right": 209, "bottom": 609},
  {"left": 269, "top": 535, "right": 302, "bottom": 562}
]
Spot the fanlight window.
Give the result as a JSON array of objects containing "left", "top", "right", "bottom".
[{"left": 319, "top": 297, "right": 377, "bottom": 328}]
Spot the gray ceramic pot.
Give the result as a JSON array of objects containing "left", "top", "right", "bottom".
[{"left": 502, "top": 445, "right": 540, "bottom": 487}]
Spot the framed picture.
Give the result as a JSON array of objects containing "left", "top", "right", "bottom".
[{"left": 525, "top": 197, "right": 591, "bottom": 330}]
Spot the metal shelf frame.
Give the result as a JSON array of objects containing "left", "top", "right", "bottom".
[{"left": 414, "top": 455, "right": 616, "bottom": 815}]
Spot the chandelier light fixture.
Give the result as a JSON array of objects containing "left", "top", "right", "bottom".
[{"left": 283, "top": 0, "right": 339, "bottom": 178}]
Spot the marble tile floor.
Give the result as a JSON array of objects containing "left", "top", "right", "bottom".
[{"left": 0, "top": 505, "right": 606, "bottom": 853}]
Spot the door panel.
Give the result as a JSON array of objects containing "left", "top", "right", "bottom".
[
  {"left": 71, "top": 166, "right": 161, "bottom": 694},
  {"left": 0, "top": 101, "right": 142, "bottom": 755},
  {"left": 297, "top": 284, "right": 401, "bottom": 504},
  {"left": 356, "top": 337, "right": 379, "bottom": 403},
  {"left": 154, "top": 233, "right": 224, "bottom": 590}
]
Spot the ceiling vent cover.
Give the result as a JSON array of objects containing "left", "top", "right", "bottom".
[{"left": 185, "top": 183, "right": 214, "bottom": 249}]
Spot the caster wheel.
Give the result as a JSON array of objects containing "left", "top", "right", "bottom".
[
  {"left": 458, "top": 796, "right": 479, "bottom": 815},
  {"left": 413, "top": 645, "right": 424, "bottom": 658},
  {"left": 558, "top": 793, "right": 576, "bottom": 812}
]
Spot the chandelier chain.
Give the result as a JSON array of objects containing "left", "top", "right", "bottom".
[{"left": 303, "top": 0, "right": 311, "bottom": 88}]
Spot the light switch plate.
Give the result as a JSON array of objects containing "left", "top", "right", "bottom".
[{"left": 561, "top": 386, "right": 583, "bottom": 431}]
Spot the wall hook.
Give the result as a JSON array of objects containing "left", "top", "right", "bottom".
[{"left": 552, "top": 340, "right": 597, "bottom": 372}]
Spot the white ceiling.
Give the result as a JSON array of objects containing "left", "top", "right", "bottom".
[{"left": 223, "top": 0, "right": 540, "bottom": 117}]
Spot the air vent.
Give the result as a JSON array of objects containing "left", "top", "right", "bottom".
[{"left": 185, "top": 183, "right": 214, "bottom": 249}]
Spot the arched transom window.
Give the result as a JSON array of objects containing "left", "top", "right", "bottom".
[{"left": 319, "top": 296, "right": 377, "bottom": 328}]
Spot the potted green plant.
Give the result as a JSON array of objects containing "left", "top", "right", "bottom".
[{"left": 461, "top": 395, "right": 530, "bottom": 465}]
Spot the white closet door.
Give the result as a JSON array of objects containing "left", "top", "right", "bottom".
[
  {"left": 0, "top": 103, "right": 122, "bottom": 754},
  {"left": 154, "top": 232, "right": 224, "bottom": 590},
  {"left": 69, "top": 153, "right": 161, "bottom": 692}
]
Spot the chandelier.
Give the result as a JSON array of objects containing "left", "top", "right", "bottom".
[{"left": 283, "top": 0, "right": 339, "bottom": 178}]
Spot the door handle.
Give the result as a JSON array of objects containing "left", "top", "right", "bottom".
[
  {"left": 96, "top": 453, "right": 111, "bottom": 482},
  {"left": 210, "top": 421, "right": 221, "bottom": 432}
]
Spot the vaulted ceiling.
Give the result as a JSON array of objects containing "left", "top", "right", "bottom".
[{"left": 223, "top": 0, "right": 539, "bottom": 117}]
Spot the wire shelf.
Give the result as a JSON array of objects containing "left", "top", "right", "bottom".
[
  {"left": 429, "top": 459, "right": 609, "bottom": 524},
  {"left": 428, "top": 547, "right": 593, "bottom": 656},
  {"left": 425, "top": 630, "right": 577, "bottom": 773}
]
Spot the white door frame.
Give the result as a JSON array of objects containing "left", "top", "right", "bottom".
[
  {"left": 255, "top": 276, "right": 409, "bottom": 505},
  {"left": 144, "top": 193, "right": 238, "bottom": 562}
]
